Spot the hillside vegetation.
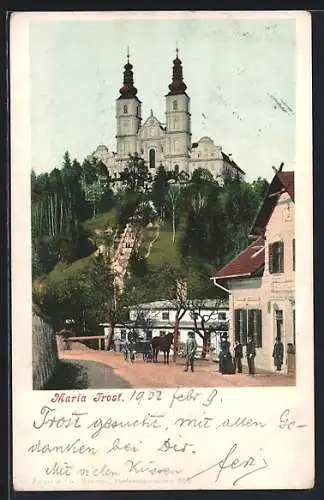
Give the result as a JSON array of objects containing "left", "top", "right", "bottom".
[{"left": 32, "top": 151, "right": 269, "bottom": 333}]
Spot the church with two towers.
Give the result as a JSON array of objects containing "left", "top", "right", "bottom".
[{"left": 91, "top": 49, "right": 245, "bottom": 181}]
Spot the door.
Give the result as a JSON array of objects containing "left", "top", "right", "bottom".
[{"left": 275, "top": 310, "right": 283, "bottom": 341}]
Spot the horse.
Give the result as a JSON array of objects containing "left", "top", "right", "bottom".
[{"left": 151, "top": 332, "right": 174, "bottom": 364}]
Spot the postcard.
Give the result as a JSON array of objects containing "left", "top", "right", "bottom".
[{"left": 11, "top": 10, "right": 314, "bottom": 491}]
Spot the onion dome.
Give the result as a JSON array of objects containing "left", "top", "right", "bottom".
[
  {"left": 167, "top": 47, "right": 187, "bottom": 96},
  {"left": 118, "top": 49, "right": 138, "bottom": 99}
]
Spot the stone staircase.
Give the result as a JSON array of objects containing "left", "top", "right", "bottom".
[{"left": 111, "top": 222, "right": 138, "bottom": 294}]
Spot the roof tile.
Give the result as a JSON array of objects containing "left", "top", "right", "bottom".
[{"left": 213, "top": 237, "right": 265, "bottom": 279}]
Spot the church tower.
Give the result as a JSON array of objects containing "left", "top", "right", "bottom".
[
  {"left": 116, "top": 50, "right": 142, "bottom": 165},
  {"left": 164, "top": 48, "right": 191, "bottom": 174}
]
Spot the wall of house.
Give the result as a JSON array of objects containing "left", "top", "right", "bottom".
[
  {"left": 228, "top": 278, "right": 272, "bottom": 371},
  {"left": 262, "top": 190, "right": 295, "bottom": 371},
  {"left": 32, "top": 313, "right": 58, "bottom": 389},
  {"left": 227, "top": 191, "right": 295, "bottom": 372},
  {"left": 129, "top": 307, "right": 228, "bottom": 325},
  {"left": 263, "top": 191, "right": 295, "bottom": 286}
]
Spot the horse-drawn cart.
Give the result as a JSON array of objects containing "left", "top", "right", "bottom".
[{"left": 123, "top": 340, "right": 153, "bottom": 363}]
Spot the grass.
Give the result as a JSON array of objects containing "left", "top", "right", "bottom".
[
  {"left": 147, "top": 224, "right": 183, "bottom": 268},
  {"left": 46, "top": 254, "right": 94, "bottom": 283},
  {"left": 138, "top": 226, "right": 157, "bottom": 256},
  {"left": 82, "top": 208, "right": 117, "bottom": 233},
  {"left": 44, "top": 214, "right": 183, "bottom": 288}
]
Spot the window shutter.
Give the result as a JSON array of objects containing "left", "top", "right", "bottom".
[
  {"left": 248, "top": 310, "right": 253, "bottom": 338},
  {"left": 279, "top": 241, "right": 284, "bottom": 273},
  {"left": 242, "top": 310, "right": 248, "bottom": 345},
  {"left": 269, "top": 243, "right": 273, "bottom": 274},
  {"left": 256, "top": 310, "right": 262, "bottom": 347},
  {"left": 234, "top": 310, "right": 240, "bottom": 342}
]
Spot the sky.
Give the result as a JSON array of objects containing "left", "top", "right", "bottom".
[{"left": 29, "top": 13, "right": 297, "bottom": 181}]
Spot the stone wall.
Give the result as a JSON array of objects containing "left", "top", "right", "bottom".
[{"left": 32, "top": 313, "right": 58, "bottom": 389}]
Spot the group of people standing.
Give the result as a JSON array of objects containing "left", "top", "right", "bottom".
[
  {"left": 182, "top": 330, "right": 285, "bottom": 375},
  {"left": 219, "top": 334, "right": 285, "bottom": 375},
  {"left": 219, "top": 334, "right": 257, "bottom": 376}
]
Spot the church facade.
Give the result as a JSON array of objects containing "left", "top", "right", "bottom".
[{"left": 91, "top": 50, "right": 245, "bottom": 181}]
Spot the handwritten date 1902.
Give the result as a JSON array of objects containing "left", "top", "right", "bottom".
[{"left": 129, "top": 390, "right": 162, "bottom": 405}]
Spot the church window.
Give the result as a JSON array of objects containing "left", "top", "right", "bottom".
[
  {"left": 123, "top": 104, "right": 128, "bottom": 114},
  {"left": 173, "top": 100, "right": 178, "bottom": 111},
  {"left": 149, "top": 149, "right": 156, "bottom": 169}
]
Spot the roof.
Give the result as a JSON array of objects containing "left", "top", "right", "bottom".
[
  {"left": 213, "top": 236, "right": 265, "bottom": 280},
  {"left": 222, "top": 152, "right": 246, "bottom": 175},
  {"left": 278, "top": 171, "right": 294, "bottom": 201},
  {"left": 251, "top": 170, "right": 294, "bottom": 234},
  {"left": 198, "top": 136, "right": 214, "bottom": 144},
  {"left": 129, "top": 299, "right": 229, "bottom": 310}
]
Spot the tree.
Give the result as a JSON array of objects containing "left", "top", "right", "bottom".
[
  {"left": 181, "top": 173, "right": 224, "bottom": 266},
  {"left": 188, "top": 297, "right": 227, "bottom": 359},
  {"left": 151, "top": 164, "right": 170, "bottom": 220},
  {"left": 166, "top": 182, "right": 182, "bottom": 245},
  {"left": 81, "top": 158, "right": 108, "bottom": 218},
  {"left": 36, "top": 253, "right": 115, "bottom": 334},
  {"left": 119, "top": 153, "right": 151, "bottom": 193}
]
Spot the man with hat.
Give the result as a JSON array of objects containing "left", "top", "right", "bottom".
[
  {"left": 272, "top": 337, "right": 284, "bottom": 371},
  {"left": 246, "top": 335, "right": 256, "bottom": 375},
  {"left": 184, "top": 331, "right": 197, "bottom": 372}
]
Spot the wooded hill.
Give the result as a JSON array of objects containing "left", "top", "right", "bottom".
[{"left": 32, "top": 151, "right": 269, "bottom": 335}]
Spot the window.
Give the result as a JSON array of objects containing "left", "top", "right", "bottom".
[
  {"left": 269, "top": 241, "right": 284, "bottom": 274},
  {"left": 234, "top": 309, "right": 262, "bottom": 347},
  {"left": 292, "top": 238, "right": 295, "bottom": 271},
  {"left": 149, "top": 149, "right": 156, "bottom": 169},
  {"left": 234, "top": 309, "right": 247, "bottom": 345},
  {"left": 123, "top": 105, "right": 128, "bottom": 114},
  {"left": 121, "top": 329, "right": 127, "bottom": 341},
  {"left": 162, "top": 312, "right": 170, "bottom": 320},
  {"left": 173, "top": 100, "right": 178, "bottom": 111},
  {"left": 248, "top": 309, "right": 262, "bottom": 347},
  {"left": 159, "top": 331, "right": 165, "bottom": 337},
  {"left": 218, "top": 312, "right": 227, "bottom": 321}
]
